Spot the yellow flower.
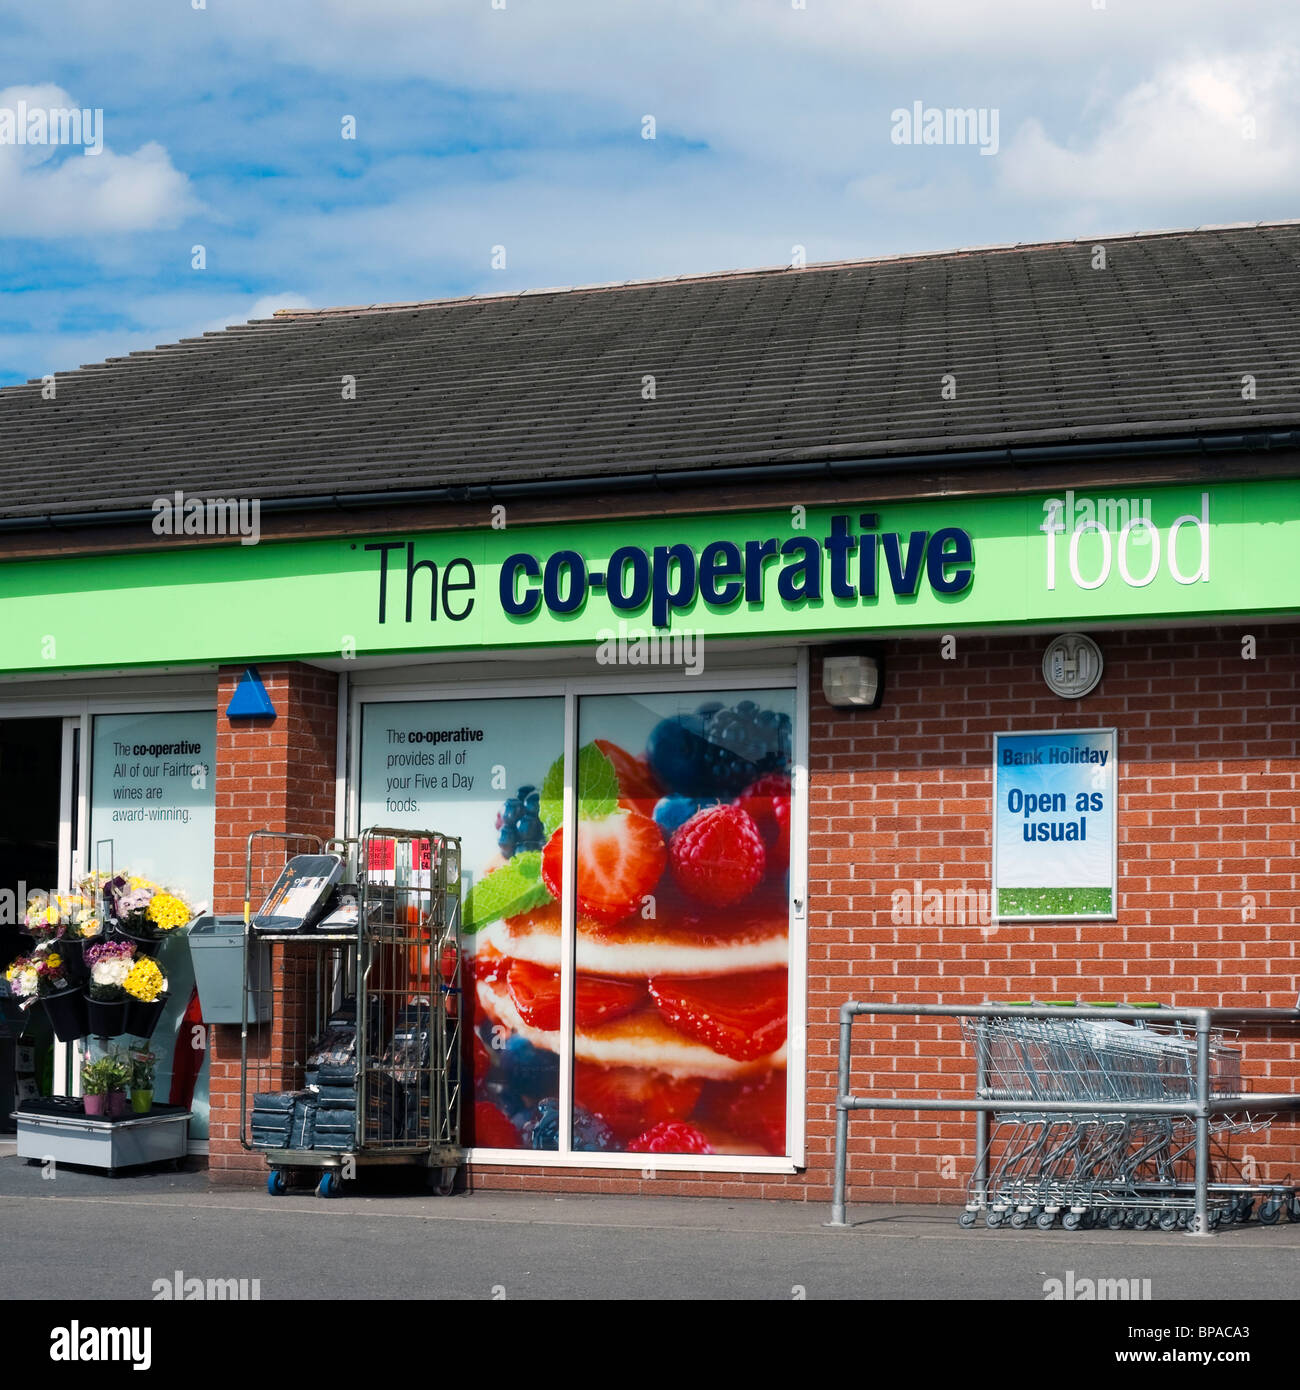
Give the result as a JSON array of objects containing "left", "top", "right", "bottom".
[
  {"left": 146, "top": 892, "right": 189, "bottom": 932},
  {"left": 45, "top": 952, "right": 62, "bottom": 969},
  {"left": 124, "top": 957, "right": 165, "bottom": 1003}
]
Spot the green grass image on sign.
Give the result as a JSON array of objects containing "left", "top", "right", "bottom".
[{"left": 997, "top": 887, "right": 1113, "bottom": 917}]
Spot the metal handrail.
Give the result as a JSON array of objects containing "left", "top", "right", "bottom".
[{"left": 830, "top": 1001, "right": 1300, "bottom": 1236}]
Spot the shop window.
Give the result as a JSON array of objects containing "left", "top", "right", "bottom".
[{"left": 357, "top": 686, "right": 795, "bottom": 1164}]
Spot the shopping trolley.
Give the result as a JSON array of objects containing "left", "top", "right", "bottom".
[
  {"left": 959, "top": 1009, "right": 1296, "bottom": 1231},
  {"left": 238, "top": 827, "right": 464, "bottom": 1197}
]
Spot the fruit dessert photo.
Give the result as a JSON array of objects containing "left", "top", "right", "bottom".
[{"left": 466, "top": 692, "right": 794, "bottom": 1157}]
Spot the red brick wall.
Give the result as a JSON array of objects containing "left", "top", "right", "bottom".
[
  {"left": 203, "top": 631, "right": 1299, "bottom": 1205},
  {"left": 465, "top": 624, "right": 1300, "bottom": 1203},
  {"left": 207, "top": 663, "right": 338, "bottom": 1182}
]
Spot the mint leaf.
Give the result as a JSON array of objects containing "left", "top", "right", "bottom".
[
  {"left": 537, "top": 742, "right": 621, "bottom": 830},
  {"left": 462, "top": 851, "right": 552, "bottom": 934},
  {"left": 538, "top": 753, "right": 565, "bottom": 834},
  {"left": 576, "top": 741, "right": 619, "bottom": 820}
]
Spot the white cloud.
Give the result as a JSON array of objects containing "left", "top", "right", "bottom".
[
  {"left": 0, "top": 83, "right": 197, "bottom": 237},
  {"left": 997, "top": 54, "right": 1300, "bottom": 206}
]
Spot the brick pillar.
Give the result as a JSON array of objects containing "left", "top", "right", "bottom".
[{"left": 207, "top": 663, "right": 338, "bottom": 1184}]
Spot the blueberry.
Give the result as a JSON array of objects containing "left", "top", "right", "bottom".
[
  {"left": 522, "top": 1098, "right": 614, "bottom": 1152},
  {"left": 498, "top": 826, "right": 518, "bottom": 854},
  {"left": 501, "top": 1034, "right": 559, "bottom": 1097},
  {"left": 647, "top": 714, "right": 711, "bottom": 796},
  {"left": 653, "top": 795, "right": 720, "bottom": 837},
  {"left": 524, "top": 791, "right": 540, "bottom": 813}
]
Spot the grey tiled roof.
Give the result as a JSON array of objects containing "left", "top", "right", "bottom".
[{"left": 2, "top": 222, "right": 1298, "bottom": 521}]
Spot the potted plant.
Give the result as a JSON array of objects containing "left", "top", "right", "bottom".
[
  {"left": 5, "top": 946, "right": 87, "bottom": 1041},
  {"left": 85, "top": 939, "right": 135, "bottom": 1036},
  {"left": 104, "top": 876, "right": 192, "bottom": 957},
  {"left": 129, "top": 1048, "right": 157, "bottom": 1113},
  {"left": 103, "top": 1053, "right": 131, "bottom": 1117},
  {"left": 81, "top": 1054, "right": 118, "bottom": 1116},
  {"left": 122, "top": 956, "right": 168, "bottom": 1037}
]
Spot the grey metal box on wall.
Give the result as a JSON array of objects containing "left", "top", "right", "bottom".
[{"left": 188, "top": 914, "right": 271, "bottom": 1024}]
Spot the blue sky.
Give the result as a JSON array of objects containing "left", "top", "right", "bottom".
[{"left": 1, "top": 0, "right": 1297, "bottom": 385}]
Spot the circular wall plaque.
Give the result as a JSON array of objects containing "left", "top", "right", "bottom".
[{"left": 1042, "top": 633, "right": 1103, "bottom": 699}]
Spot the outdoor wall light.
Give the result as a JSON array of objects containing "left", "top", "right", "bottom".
[{"left": 821, "top": 646, "right": 885, "bottom": 710}]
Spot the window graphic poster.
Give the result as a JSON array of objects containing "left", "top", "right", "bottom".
[
  {"left": 359, "top": 691, "right": 793, "bottom": 1158},
  {"left": 89, "top": 711, "right": 217, "bottom": 1135},
  {"left": 993, "top": 728, "right": 1117, "bottom": 921}
]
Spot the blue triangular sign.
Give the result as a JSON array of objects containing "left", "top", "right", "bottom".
[{"left": 226, "top": 666, "right": 276, "bottom": 719}]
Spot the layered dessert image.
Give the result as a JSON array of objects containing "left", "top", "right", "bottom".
[{"left": 468, "top": 694, "right": 793, "bottom": 1156}]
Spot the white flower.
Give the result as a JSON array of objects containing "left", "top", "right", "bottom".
[
  {"left": 91, "top": 958, "right": 130, "bottom": 988},
  {"left": 12, "top": 967, "right": 39, "bottom": 997}
]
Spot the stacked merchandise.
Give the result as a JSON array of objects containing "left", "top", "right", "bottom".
[
  {"left": 384, "top": 998, "right": 431, "bottom": 1144},
  {"left": 304, "top": 1000, "right": 363, "bottom": 1150},
  {"left": 250, "top": 1091, "right": 317, "bottom": 1149}
]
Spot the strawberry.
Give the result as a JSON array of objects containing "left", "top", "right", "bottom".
[
  {"left": 541, "top": 809, "right": 666, "bottom": 924},
  {"left": 704, "top": 1072, "right": 787, "bottom": 1155},
  {"left": 669, "top": 804, "right": 765, "bottom": 907},
  {"left": 595, "top": 738, "right": 663, "bottom": 806},
  {"left": 627, "top": 1121, "right": 713, "bottom": 1155},
  {"left": 505, "top": 958, "right": 647, "bottom": 1032},
  {"left": 472, "top": 1101, "right": 520, "bottom": 1149},
  {"left": 648, "top": 969, "right": 788, "bottom": 1062},
  {"left": 472, "top": 945, "right": 508, "bottom": 985},
  {"left": 575, "top": 1063, "right": 702, "bottom": 1141},
  {"left": 736, "top": 774, "right": 792, "bottom": 870}
]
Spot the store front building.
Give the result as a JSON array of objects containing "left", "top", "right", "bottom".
[{"left": 1, "top": 226, "right": 1297, "bottom": 1199}]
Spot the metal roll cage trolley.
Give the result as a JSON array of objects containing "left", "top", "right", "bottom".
[
  {"left": 830, "top": 1001, "right": 1300, "bottom": 1236},
  {"left": 238, "top": 827, "right": 464, "bottom": 1198}
]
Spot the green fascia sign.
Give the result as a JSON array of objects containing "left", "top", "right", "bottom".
[{"left": 2, "top": 479, "right": 1296, "bottom": 674}]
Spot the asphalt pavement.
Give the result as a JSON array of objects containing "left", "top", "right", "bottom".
[{"left": 2, "top": 1154, "right": 1297, "bottom": 1302}]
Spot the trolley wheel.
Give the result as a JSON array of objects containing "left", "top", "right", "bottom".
[
  {"left": 1105, "top": 1209, "right": 1126, "bottom": 1231},
  {"left": 984, "top": 1210, "right": 1003, "bottom": 1228},
  {"left": 1257, "top": 1199, "right": 1282, "bottom": 1226},
  {"left": 957, "top": 1209, "right": 978, "bottom": 1229},
  {"left": 267, "top": 1170, "right": 287, "bottom": 1197},
  {"left": 1158, "top": 1211, "right": 1180, "bottom": 1232},
  {"left": 435, "top": 1167, "right": 457, "bottom": 1196},
  {"left": 1287, "top": 1195, "right": 1300, "bottom": 1224},
  {"left": 1234, "top": 1197, "right": 1254, "bottom": 1225},
  {"left": 1079, "top": 1210, "right": 1097, "bottom": 1230},
  {"left": 1131, "top": 1209, "right": 1152, "bottom": 1231},
  {"left": 316, "top": 1171, "right": 340, "bottom": 1199},
  {"left": 1036, "top": 1211, "right": 1057, "bottom": 1231},
  {"left": 1009, "top": 1210, "right": 1029, "bottom": 1230},
  {"left": 1061, "top": 1212, "right": 1081, "bottom": 1232}
]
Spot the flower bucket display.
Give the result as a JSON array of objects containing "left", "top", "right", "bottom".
[
  {"left": 83, "top": 1094, "right": 106, "bottom": 1117},
  {"left": 86, "top": 939, "right": 135, "bottom": 1037},
  {"left": 130, "top": 1089, "right": 153, "bottom": 1114},
  {"left": 106, "top": 1090, "right": 128, "bottom": 1118},
  {"left": 7, "top": 948, "right": 87, "bottom": 1040},
  {"left": 42, "top": 986, "right": 89, "bottom": 1042},
  {"left": 102, "top": 876, "right": 193, "bottom": 957},
  {"left": 21, "top": 892, "right": 66, "bottom": 947},
  {"left": 122, "top": 957, "right": 168, "bottom": 1038},
  {"left": 81, "top": 1051, "right": 130, "bottom": 1116}
]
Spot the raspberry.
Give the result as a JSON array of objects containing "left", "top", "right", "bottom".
[
  {"left": 736, "top": 774, "right": 792, "bottom": 871},
  {"left": 669, "top": 804, "right": 766, "bottom": 907},
  {"left": 627, "top": 1121, "right": 713, "bottom": 1155},
  {"left": 473, "top": 1102, "right": 520, "bottom": 1149}
]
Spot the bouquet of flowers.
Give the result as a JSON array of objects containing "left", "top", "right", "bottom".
[
  {"left": 64, "top": 890, "right": 104, "bottom": 942},
  {"left": 86, "top": 939, "right": 135, "bottom": 1004},
  {"left": 22, "top": 891, "right": 66, "bottom": 945},
  {"left": 104, "top": 874, "right": 192, "bottom": 942},
  {"left": 124, "top": 956, "right": 167, "bottom": 1005},
  {"left": 82, "top": 1053, "right": 128, "bottom": 1096},
  {"left": 3, "top": 949, "right": 69, "bottom": 1008}
]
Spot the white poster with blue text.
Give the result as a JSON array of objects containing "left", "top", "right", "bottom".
[{"left": 993, "top": 728, "right": 1117, "bottom": 921}]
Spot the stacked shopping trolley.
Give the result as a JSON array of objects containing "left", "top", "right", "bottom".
[{"left": 959, "top": 1007, "right": 1300, "bottom": 1231}]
